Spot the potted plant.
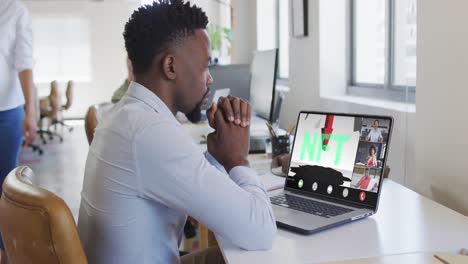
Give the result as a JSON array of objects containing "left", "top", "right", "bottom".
[{"left": 207, "top": 24, "right": 232, "bottom": 64}]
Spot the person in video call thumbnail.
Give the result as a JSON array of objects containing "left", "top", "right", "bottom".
[
  {"left": 367, "top": 145, "right": 378, "bottom": 167},
  {"left": 355, "top": 167, "right": 372, "bottom": 190},
  {"left": 366, "top": 119, "right": 383, "bottom": 143}
]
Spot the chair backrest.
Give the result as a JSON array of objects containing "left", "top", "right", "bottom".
[
  {"left": 84, "top": 105, "right": 98, "bottom": 145},
  {"left": 63, "top": 81, "right": 74, "bottom": 110},
  {"left": 0, "top": 167, "right": 87, "bottom": 264},
  {"left": 49, "top": 81, "right": 61, "bottom": 120},
  {"left": 84, "top": 103, "right": 113, "bottom": 145}
]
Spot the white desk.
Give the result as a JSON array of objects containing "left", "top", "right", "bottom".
[
  {"left": 217, "top": 177, "right": 468, "bottom": 263},
  {"left": 182, "top": 120, "right": 468, "bottom": 263}
]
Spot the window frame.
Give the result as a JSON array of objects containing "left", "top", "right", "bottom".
[
  {"left": 277, "top": 0, "right": 289, "bottom": 82},
  {"left": 257, "top": 0, "right": 289, "bottom": 82},
  {"left": 348, "top": 0, "right": 416, "bottom": 103}
]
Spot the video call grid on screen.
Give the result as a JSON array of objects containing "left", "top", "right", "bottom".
[{"left": 285, "top": 112, "right": 392, "bottom": 208}]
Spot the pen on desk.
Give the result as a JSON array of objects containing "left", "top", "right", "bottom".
[
  {"left": 433, "top": 254, "right": 450, "bottom": 264},
  {"left": 287, "top": 125, "right": 295, "bottom": 136},
  {"left": 266, "top": 122, "right": 277, "bottom": 138}
]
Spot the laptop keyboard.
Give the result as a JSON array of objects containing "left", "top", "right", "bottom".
[{"left": 270, "top": 194, "right": 353, "bottom": 218}]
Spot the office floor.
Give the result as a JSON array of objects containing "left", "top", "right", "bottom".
[{"left": 19, "top": 121, "right": 87, "bottom": 221}]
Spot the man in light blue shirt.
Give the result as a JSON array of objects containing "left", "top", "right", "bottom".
[{"left": 77, "top": 1, "right": 276, "bottom": 263}]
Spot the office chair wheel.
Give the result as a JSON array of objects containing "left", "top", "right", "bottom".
[
  {"left": 59, "top": 137, "right": 63, "bottom": 143},
  {"left": 69, "top": 127, "right": 74, "bottom": 132},
  {"left": 38, "top": 150, "right": 43, "bottom": 155},
  {"left": 42, "top": 139, "right": 47, "bottom": 144},
  {"left": 49, "top": 135, "right": 53, "bottom": 140}
]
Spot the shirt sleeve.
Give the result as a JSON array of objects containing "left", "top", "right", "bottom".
[
  {"left": 134, "top": 120, "right": 276, "bottom": 250},
  {"left": 204, "top": 151, "right": 227, "bottom": 175},
  {"left": 14, "top": 6, "right": 34, "bottom": 72}
]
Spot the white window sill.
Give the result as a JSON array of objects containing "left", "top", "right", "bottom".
[{"left": 321, "top": 94, "right": 416, "bottom": 113}]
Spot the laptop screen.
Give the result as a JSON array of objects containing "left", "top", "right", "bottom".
[{"left": 285, "top": 112, "right": 393, "bottom": 210}]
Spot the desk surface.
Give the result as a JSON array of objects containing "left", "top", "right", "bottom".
[
  {"left": 182, "top": 120, "right": 468, "bottom": 263},
  {"left": 217, "top": 177, "right": 468, "bottom": 263}
]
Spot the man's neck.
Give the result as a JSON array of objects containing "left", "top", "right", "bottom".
[{"left": 134, "top": 77, "right": 178, "bottom": 115}]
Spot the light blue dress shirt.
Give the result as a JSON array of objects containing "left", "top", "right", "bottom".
[{"left": 77, "top": 82, "right": 276, "bottom": 264}]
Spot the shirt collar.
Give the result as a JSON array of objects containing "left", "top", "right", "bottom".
[{"left": 126, "top": 81, "right": 176, "bottom": 120}]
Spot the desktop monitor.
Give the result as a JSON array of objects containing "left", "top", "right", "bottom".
[
  {"left": 208, "top": 64, "right": 251, "bottom": 100},
  {"left": 249, "top": 49, "right": 278, "bottom": 122}
]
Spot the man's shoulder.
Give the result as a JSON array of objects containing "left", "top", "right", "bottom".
[
  {"left": 100, "top": 99, "right": 178, "bottom": 141},
  {"left": 0, "top": 0, "right": 24, "bottom": 19},
  {"left": 12, "top": 0, "right": 29, "bottom": 16}
]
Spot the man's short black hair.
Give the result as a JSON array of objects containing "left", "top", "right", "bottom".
[{"left": 123, "top": 0, "right": 209, "bottom": 74}]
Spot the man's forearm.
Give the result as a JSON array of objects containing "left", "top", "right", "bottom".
[{"left": 18, "top": 69, "right": 36, "bottom": 116}]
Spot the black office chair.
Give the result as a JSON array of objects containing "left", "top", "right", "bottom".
[{"left": 23, "top": 140, "right": 43, "bottom": 155}]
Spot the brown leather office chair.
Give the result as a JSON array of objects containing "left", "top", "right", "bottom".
[
  {"left": 0, "top": 166, "right": 87, "bottom": 264},
  {"left": 84, "top": 103, "right": 113, "bottom": 144},
  {"left": 38, "top": 81, "right": 63, "bottom": 143},
  {"left": 63, "top": 81, "right": 74, "bottom": 111},
  {"left": 54, "top": 81, "right": 74, "bottom": 133}
]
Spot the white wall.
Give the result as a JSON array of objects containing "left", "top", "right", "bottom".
[
  {"left": 26, "top": 0, "right": 227, "bottom": 118},
  {"left": 279, "top": 0, "right": 415, "bottom": 186},
  {"left": 25, "top": 0, "right": 131, "bottom": 118},
  {"left": 416, "top": 0, "right": 468, "bottom": 216},
  {"left": 231, "top": 0, "right": 257, "bottom": 64},
  {"left": 279, "top": 0, "right": 320, "bottom": 125},
  {"left": 319, "top": 0, "right": 347, "bottom": 98}
]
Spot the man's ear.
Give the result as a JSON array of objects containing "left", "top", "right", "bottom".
[{"left": 162, "top": 54, "right": 176, "bottom": 80}]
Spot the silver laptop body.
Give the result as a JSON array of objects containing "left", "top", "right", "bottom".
[{"left": 271, "top": 111, "right": 393, "bottom": 234}]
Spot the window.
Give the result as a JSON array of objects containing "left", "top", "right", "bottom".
[
  {"left": 256, "top": 0, "right": 289, "bottom": 79},
  {"left": 33, "top": 17, "right": 91, "bottom": 83},
  {"left": 350, "top": 0, "right": 416, "bottom": 102},
  {"left": 278, "top": 0, "right": 289, "bottom": 79}
]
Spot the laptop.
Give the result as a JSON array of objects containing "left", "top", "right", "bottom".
[{"left": 270, "top": 111, "right": 393, "bottom": 234}]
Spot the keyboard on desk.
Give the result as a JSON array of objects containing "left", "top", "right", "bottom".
[{"left": 270, "top": 194, "right": 353, "bottom": 218}]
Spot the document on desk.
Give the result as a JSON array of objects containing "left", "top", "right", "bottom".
[
  {"left": 324, "top": 252, "right": 468, "bottom": 264},
  {"left": 434, "top": 253, "right": 468, "bottom": 264},
  {"left": 248, "top": 153, "right": 285, "bottom": 191}
]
